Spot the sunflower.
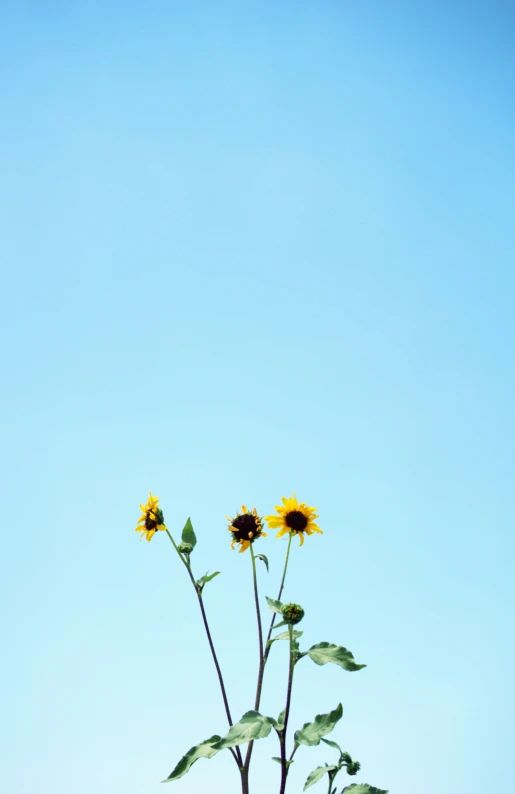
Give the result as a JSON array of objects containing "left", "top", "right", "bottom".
[
  {"left": 265, "top": 494, "right": 322, "bottom": 546},
  {"left": 226, "top": 505, "right": 267, "bottom": 553},
  {"left": 135, "top": 492, "right": 167, "bottom": 542}
]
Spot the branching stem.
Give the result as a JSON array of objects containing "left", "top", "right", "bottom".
[
  {"left": 165, "top": 530, "right": 243, "bottom": 770},
  {"left": 244, "top": 533, "right": 293, "bottom": 776}
]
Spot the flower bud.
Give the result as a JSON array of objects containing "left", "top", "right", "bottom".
[
  {"left": 178, "top": 542, "right": 193, "bottom": 555},
  {"left": 347, "top": 761, "right": 361, "bottom": 776},
  {"left": 281, "top": 603, "right": 305, "bottom": 625}
]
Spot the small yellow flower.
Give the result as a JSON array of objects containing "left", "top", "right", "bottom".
[
  {"left": 135, "top": 492, "right": 167, "bottom": 542},
  {"left": 226, "top": 505, "right": 267, "bottom": 553},
  {"left": 265, "top": 493, "right": 322, "bottom": 547}
]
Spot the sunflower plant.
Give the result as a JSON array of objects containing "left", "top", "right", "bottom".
[{"left": 135, "top": 493, "right": 387, "bottom": 794}]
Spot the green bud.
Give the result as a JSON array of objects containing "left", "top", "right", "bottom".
[
  {"left": 341, "top": 753, "right": 352, "bottom": 764},
  {"left": 347, "top": 761, "right": 361, "bottom": 776},
  {"left": 281, "top": 603, "right": 305, "bottom": 625},
  {"left": 178, "top": 542, "right": 193, "bottom": 555}
]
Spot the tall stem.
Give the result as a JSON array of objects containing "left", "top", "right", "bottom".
[
  {"left": 264, "top": 533, "right": 292, "bottom": 662},
  {"left": 244, "top": 533, "right": 293, "bottom": 775},
  {"left": 165, "top": 530, "right": 243, "bottom": 770},
  {"left": 279, "top": 624, "right": 295, "bottom": 794},
  {"left": 250, "top": 544, "right": 264, "bottom": 665}
]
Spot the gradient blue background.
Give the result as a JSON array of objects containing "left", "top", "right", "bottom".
[{"left": 1, "top": 2, "right": 514, "bottom": 793}]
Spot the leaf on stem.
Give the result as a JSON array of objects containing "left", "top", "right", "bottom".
[
  {"left": 321, "top": 737, "right": 343, "bottom": 754},
  {"left": 306, "top": 643, "right": 366, "bottom": 672},
  {"left": 303, "top": 764, "right": 338, "bottom": 791},
  {"left": 196, "top": 571, "right": 221, "bottom": 591},
  {"left": 256, "top": 553, "right": 269, "bottom": 572},
  {"left": 294, "top": 703, "right": 343, "bottom": 747},
  {"left": 275, "top": 708, "right": 286, "bottom": 732},
  {"left": 268, "top": 630, "right": 303, "bottom": 645},
  {"left": 181, "top": 517, "right": 197, "bottom": 549},
  {"left": 162, "top": 735, "right": 222, "bottom": 781},
  {"left": 266, "top": 596, "right": 284, "bottom": 614},
  {"left": 341, "top": 786, "right": 389, "bottom": 794},
  {"left": 272, "top": 756, "right": 294, "bottom": 767},
  {"left": 212, "top": 711, "right": 276, "bottom": 750}
]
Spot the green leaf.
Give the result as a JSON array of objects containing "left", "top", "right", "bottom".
[
  {"left": 162, "top": 735, "right": 221, "bottom": 781},
  {"left": 321, "top": 737, "right": 343, "bottom": 755},
  {"left": 196, "top": 571, "right": 221, "bottom": 590},
  {"left": 307, "top": 643, "right": 366, "bottom": 672},
  {"left": 266, "top": 596, "right": 283, "bottom": 614},
  {"left": 213, "top": 711, "right": 276, "bottom": 750},
  {"left": 303, "top": 764, "right": 337, "bottom": 791},
  {"left": 294, "top": 703, "right": 343, "bottom": 747},
  {"left": 341, "top": 786, "right": 388, "bottom": 794},
  {"left": 272, "top": 620, "right": 288, "bottom": 630},
  {"left": 256, "top": 553, "right": 269, "bottom": 572},
  {"left": 275, "top": 708, "right": 286, "bottom": 731},
  {"left": 271, "top": 756, "right": 294, "bottom": 767},
  {"left": 269, "top": 630, "right": 303, "bottom": 643},
  {"left": 181, "top": 517, "right": 197, "bottom": 549}
]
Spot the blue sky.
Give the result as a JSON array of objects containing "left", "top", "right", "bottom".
[{"left": 1, "top": 2, "right": 514, "bottom": 793}]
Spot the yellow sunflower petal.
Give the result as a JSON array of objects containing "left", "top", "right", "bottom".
[
  {"left": 298, "top": 532, "right": 305, "bottom": 546},
  {"left": 265, "top": 515, "right": 283, "bottom": 528},
  {"left": 276, "top": 527, "right": 290, "bottom": 539},
  {"left": 239, "top": 540, "right": 250, "bottom": 553},
  {"left": 288, "top": 494, "right": 299, "bottom": 510}
]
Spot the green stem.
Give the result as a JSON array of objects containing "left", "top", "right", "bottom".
[
  {"left": 279, "top": 624, "right": 296, "bottom": 794},
  {"left": 327, "top": 766, "right": 341, "bottom": 794},
  {"left": 164, "top": 530, "right": 243, "bottom": 770},
  {"left": 243, "top": 533, "right": 293, "bottom": 776},
  {"left": 250, "top": 544, "right": 264, "bottom": 665},
  {"left": 264, "top": 533, "right": 292, "bottom": 664},
  {"left": 239, "top": 545, "right": 265, "bottom": 794}
]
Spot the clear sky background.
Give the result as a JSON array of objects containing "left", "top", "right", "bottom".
[{"left": 1, "top": 2, "right": 514, "bottom": 793}]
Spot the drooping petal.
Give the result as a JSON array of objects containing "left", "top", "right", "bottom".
[{"left": 276, "top": 527, "right": 289, "bottom": 539}]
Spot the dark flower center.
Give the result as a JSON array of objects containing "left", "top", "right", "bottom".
[
  {"left": 285, "top": 510, "right": 308, "bottom": 531},
  {"left": 232, "top": 513, "right": 259, "bottom": 541},
  {"left": 145, "top": 511, "right": 158, "bottom": 530}
]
